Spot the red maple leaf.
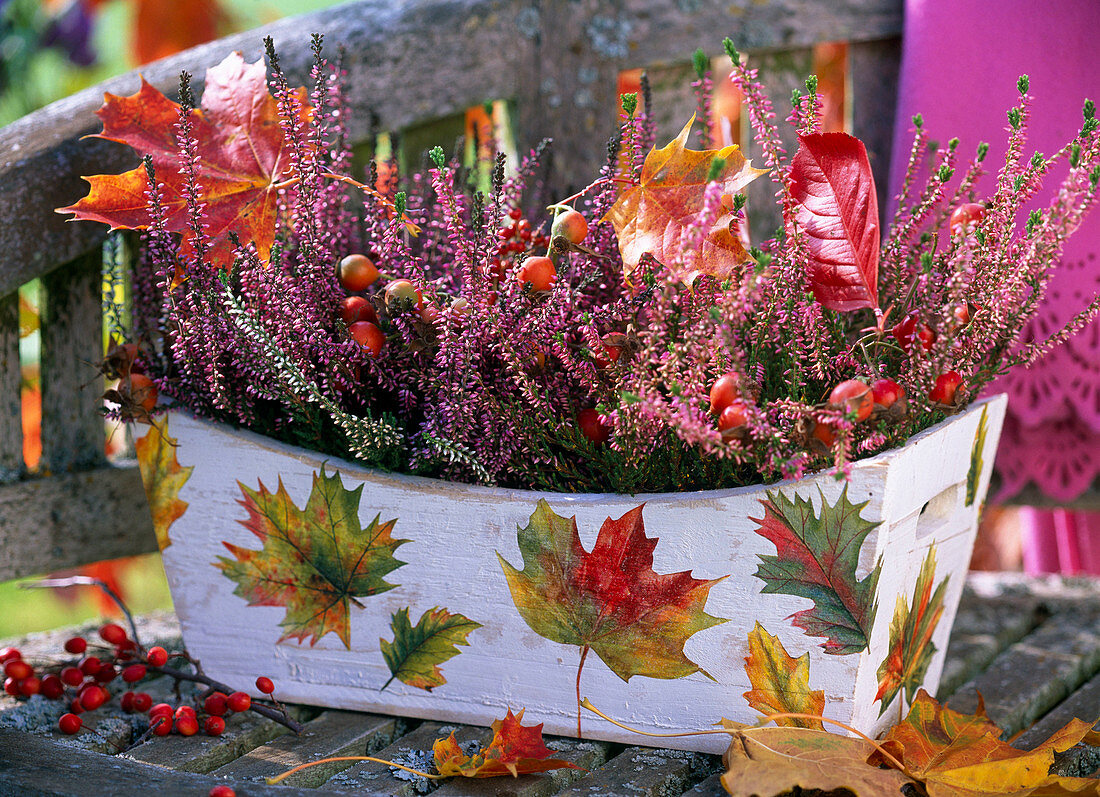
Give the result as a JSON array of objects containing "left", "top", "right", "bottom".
[
  {"left": 789, "top": 132, "right": 880, "bottom": 311},
  {"left": 433, "top": 709, "right": 582, "bottom": 778},
  {"left": 57, "top": 51, "right": 309, "bottom": 267}
]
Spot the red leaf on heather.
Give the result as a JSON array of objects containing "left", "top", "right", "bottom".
[
  {"left": 789, "top": 132, "right": 880, "bottom": 311},
  {"left": 57, "top": 52, "right": 309, "bottom": 267},
  {"left": 433, "top": 708, "right": 582, "bottom": 778}
]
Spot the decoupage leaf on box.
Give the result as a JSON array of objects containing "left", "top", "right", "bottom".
[
  {"left": 57, "top": 52, "right": 310, "bottom": 267},
  {"left": 380, "top": 606, "right": 481, "bottom": 692},
  {"left": 752, "top": 485, "right": 881, "bottom": 655},
  {"left": 498, "top": 500, "right": 726, "bottom": 734},
  {"left": 722, "top": 724, "right": 913, "bottom": 797},
  {"left": 743, "top": 621, "right": 825, "bottom": 730},
  {"left": 216, "top": 467, "right": 406, "bottom": 648},
  {"left": 602, "top": 115, "right": 767, "bottom": 284},
  {"left": 875, "top": 547, "right": 948, "bottom": 715},
  {"left": 433, "top": 708, "right": 582, "bottom": 778},
  {"left": 872, "top": 690, "right": 1100, "bottom": 797},
  {"left": 966, "top": 405, "right": 990, "bottom": 506},
  {"left": 134, "top": 419, "right": 193, "bottom": 550},
  {"left": 789, "top": 132, "right": 880, "bottom": 311}
]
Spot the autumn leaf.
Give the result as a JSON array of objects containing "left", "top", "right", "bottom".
[
  {"left": 602, "top": 115, "right": 766, "bottom": 284},
  {"left": 380, "top": 606, "right": 481, "bottom": 692},
  {"left": 967, "top": 405, "right": 990, "bottom": 506},
  {"left": 135, "top": 418, "right": 193, "bottom": 550},
  {"left": 873, "top": 689, "right": 1100, "bottom": 797},
  {"left": 722, "top": 724, "right": 913, "bottom": 797},
  {"left": 433, "top": 708, "right": 581, "bottom": 778},
  {"left": 132, "top": 0, "right": 230, "bottom": 65},
  {"left": 789, "top": 132, "right": 880, "bottom": 311},
  {"left": 57, "top": 51, "right": 310, "bottom": 267},
  {"left": 751, "top": 485, "right": 882, "bottom": 655},
  {"left": 216, "top": 467, "right": 406, "bottom": 648},
  {"left": 875, "top": 547, "right": 948, "bottom": 715},
  {"left": 743, "top": 622, "right": 825, "bottom": 730},
  {"left": 498, "top": 500, "right": 726, "bottom": 734}
]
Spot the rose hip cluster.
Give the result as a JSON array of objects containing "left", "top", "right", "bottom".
[{"left": 1, "top": 622, "right": 277, "bottom": 740}]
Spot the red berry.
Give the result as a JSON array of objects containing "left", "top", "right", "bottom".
[
  {"left": 929, "top": 371, "right": 964, "bottom": 405},
  {"left": 58, "top": 713, "right": 82, "bottom": 735},
  {"left": 174, "top": 704, "right": 197, "bottom": 719},
  {"left": 174, "top": 714, "right": 199, "bottom": 736},
  {"left": 350, "top": 321, "right": 385, "bottom": 358},
  {"left": 19, "top": 676, "right": 40, "bottom": 696},
  {"left": 98, "top": 623, "right": 127, "bottom": 646},
  {"left": 122, "top": 664, "right": 147, "bottom": 683},
  {"left": 517, "top": 256, "right": 556, "bottom": 292},
  {"left": 384, "top": 279, "right": 420, "bottom": 309},
  {"left": 60, "top": 666, "right": 83, "bottom": 687},
  {"left": 204, "top": 692, "right": 229, "bottom": 716},
  {"left": 338, "top": 254, "right": 380, "bottom": 292},
  {"left": 131, "top": 692, "right": 152, "bottom": 713},
  {"left": 151, "top": 715, "right": 172, "bottom": 736},
  {"left": 870, "top": 378, "right": 906, "bottom": 410},
  {"left": 69, "top": 698, "right": 84, "bottom": 714},
  {"left": 3, "top": 677, "right": 19, "bottom": 696},
  {"left": 63, "top": 637, "right": 87, "bottom": 655},
  {"left": 0, "top": 647, "right": 20, "bottom": 664},
  {"left": 203, "top": 715, "right": 226, "bottom": 736},
  {"left": 950, "top": 202, "right": 985, "bottom": 234},
  {"left": 418, "top": 303, "right": 441, "bottom": 324},
  {"left": 120, "top": 691, "right": 136, "bottom": 712},
  {"left": 79, "top": 685, "right": 107, "bottom": 711},
  {"left": 551, "top": 209, "right": 588, "bottom": 244},
  {"left": 593, "top": 343, "right": 621, "bottom": 369},
  {"left": 146, "top": 646, "right": 168, "bottom": 668},
  {"left": 4, "top": 659, "right": 32, "bottom": 681},
  {"left": 209, "top": 786, "right": 236, "bottom": 797},
  {"left": 828, "top": 380, "right": 873, "bottom": 423},
  {"left": 812, "top": 421, "right": 837, "bottom": 448},
  {"left": 94, "top": 664, "right": 118, "bottom": 684},
  {"left": 40, "top": 674, "right": 64, "bottom": 700},
  {"left": 255, "top": 676, "right": 275, "bottom": 694},
  {"left": 507, "top": 207, "right": 523, "bottom": 221},
  {"left": 149, "top": 702, "right": 173, "bottom": 719},
  {"left": 78, "top": 656, "right": 101, "bottom": 677},
  {"left": 709, "top": 373, "right": 741, "bottom": 415},
  {"left": 577, "top": 408, "right": 610, "bottom": 445},
  {"left": 717, "top": 400, "right": 750, "bottom": 436},
  {"left": 226, "top": 691, "right": 251, "bottom": 713},
  {"left": 891, "top": 314, "right": 936, "bottom": 353},
  {"left": 340, "top": 295, "right": 375, "bottom": 326}
]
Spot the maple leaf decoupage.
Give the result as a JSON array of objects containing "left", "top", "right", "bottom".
[
  {"left": 217, "top": 467, "right": 407, "bottom": 648},
  {"left": 58, "top": 51, "right": 309, "bottom": 267}
]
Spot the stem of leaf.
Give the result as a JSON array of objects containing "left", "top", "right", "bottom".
[
  {"left": 576, "top": 645, "right": 590, "bottom": 739},
  {"left": 266, "top": 756, "right": 442, "bottom": 785}
]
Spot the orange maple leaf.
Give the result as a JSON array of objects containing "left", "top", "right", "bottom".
[
  {"left": 602, "top": 115, "right": 766, "bottom": 284},
  {"left": 57, "top": 51, "right": 309, "bottom": 267},
  {"left": 134, "top": 418, "right": 193, "bottom": 551},
  {"left": 433, "top": 709, "right": 582, "bottom": 778}
]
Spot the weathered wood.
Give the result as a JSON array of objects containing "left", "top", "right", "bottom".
[
  {"left": 554, "top": 746, "right": 718, "bottom": 797},
  {"left": 0, "top": 728, "right": 351, "bottom": 797},
  {"left": 39, "top": 251, "right": 105, "bottom": 474},
  {"left": 0, "top": 290, "right": 23, "bottom": 482},
  {"left": 948, "top": 606, "right": 1100, "bottom": 735},
  {"left": 849, "top": 37, "right": 902, "bottom": 219},
  {"left": 0, "top": 465, "right": 156, "bottom": 581},
  {"left": 1013, "top": 670, "right": 1100, "bottom": 750},
  {"left": 211, "top": 710, "right": 400, "bottom": 786},
  {"left": 326, "top": 721, "right": 492, "bottom": 794},
  {"left": 0, "top": 0, "right": 904, "bottom": 296},
  {"left": 681, "top": 771, "right": 727, "bottom": 796},
  {"left": 432, "top": 737, "right": 611, "bottom": 797}
]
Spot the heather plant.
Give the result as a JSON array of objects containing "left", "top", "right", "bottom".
[{"left": 74, "top": 35, "right": 1100, "bottom": 494}]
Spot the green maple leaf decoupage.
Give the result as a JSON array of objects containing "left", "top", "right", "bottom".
[
  {"left": 751, "top": 485, "right": 882, "bottom": 655},
  {"left": 499, "top": 500, "right": 727, "bottom": 681},
  {"left": 217, "top": 467, "right": 407, "bottom": 648}
]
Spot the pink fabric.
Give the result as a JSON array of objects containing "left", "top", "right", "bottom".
[{"left": 889, "top": 0, "right": 1100, "bottom": 502}]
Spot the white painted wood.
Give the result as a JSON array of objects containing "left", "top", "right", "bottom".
[{"left": 157, "top": 395, "right": 1006, "bottom": 753}]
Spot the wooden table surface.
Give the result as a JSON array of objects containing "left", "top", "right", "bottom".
[{"left": 2, "top": 573, "right": 1099, "bottom": 796}]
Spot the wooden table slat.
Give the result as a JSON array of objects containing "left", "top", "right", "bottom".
[
  {"left": 1014, "top": 670, "right": 1100, "bottom": 751},
  {"left": 553, "top": 746, "right": 718, "bottom": 797}
]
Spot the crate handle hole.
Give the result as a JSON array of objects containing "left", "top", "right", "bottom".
[{"left": 915, "top": 483, "right": 962, "bottom": 540}]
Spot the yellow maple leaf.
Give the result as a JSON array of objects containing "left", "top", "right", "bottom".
[
  {"left": 602, "top": 115, "right": 766, "bottom": 285},
  {"left": 743, "top": 621, "right": 825, "bottom": 730},
  {"left": 135, "top": 419, "right": 193, "bottom": 550}
]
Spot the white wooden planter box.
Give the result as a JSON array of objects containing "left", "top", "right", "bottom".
[{"left": 149, "top": 395, "right": 1006, "bottom": 753}]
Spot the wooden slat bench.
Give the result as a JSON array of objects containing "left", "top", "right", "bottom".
[{"left": 2, "top": 575, "right": 1099, "bottom": 794}]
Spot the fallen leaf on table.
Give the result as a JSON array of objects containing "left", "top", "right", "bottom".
[
  {"left": 602, "top": 115, "right": 766, "bottom": 285},
  {"left": 433, "top": 708, "right": 582, "bottom": 778}
]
